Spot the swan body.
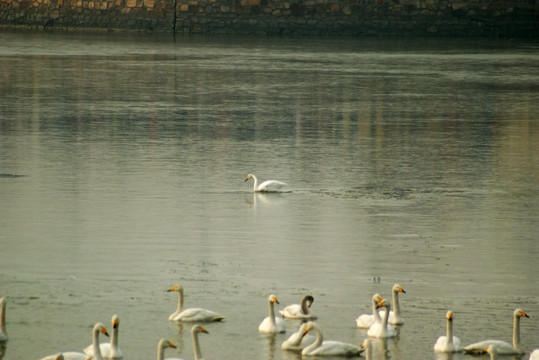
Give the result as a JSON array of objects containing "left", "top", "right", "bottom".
[
  {"left": 464, "top": 308, "right": 529, "bottom": 355},
  {"left": 84, "top": 314, "right": 122, "bottom": 359},
  {"left": 356, "top": 293, "right": 382, "bottom": 329},
  {"left": 367, "top": 299, "right": 396, "bottom": 338},
  {"left": 168, "top": 284, "right": 224, "bottom": 322},
  {"left": 529, "top": 349, "right": 539, "bottom": 360},
  {"left": 280, "top": 295, "right": 317, "bottom": 320},
  {"left": 156, "top": 339, "right": 181, "bottom": 360},
  {"left": 41, "top": 323, "right": 108, "bottom": 360},
  {"left": 434, "top": 311, "right": 463, "bottom": 352},
  {"left": 0, "top": 298, "right": 7, "bottom": 342},
  {"left": 259, "top": 294, "right": 286, "bottom": 333},
  {"left": 281, "top": 322, "right": 316, "bottom": 351},
  {"left": 301, "top": 321, "right": 363, "bottom": 357},
  {"left": 40, "top": 354, "right": 69, "bottom": 360},
  {"left": 244, "top": 174, "right": 287, "bottom": 193}
]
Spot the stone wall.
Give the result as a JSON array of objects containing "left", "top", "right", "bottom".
[{"left": 0, "top": 0, "right": 538, "bottom": 36}]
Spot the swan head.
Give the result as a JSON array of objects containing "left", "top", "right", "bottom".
[
  {"left": 159, "top": 338, "right": 177, "bottom": 350},
  {"left": 372, "top": 293, "right": 382, "bottom": 303},
  {"left": 446, "top": 311, "right": 454, "bottom": 321},
  {"left": 244, "top": 174, "right": 254, "bottom": 182},
  {"left": 303, "top": 321, "right": 319, "bottom": 335},
  {"left": 94, "top": 323, "right": 109, "bottom": 337},
  {"left": 393, "top": 284, "right": 406, "bottom": 294},
  {"left": 112, "top": 314, "right": 119, "bottom": 329},
  {"left": 302, "top": 295, "right": 315, "bottom": 308},
  {"left": 377, "top": 299, "right": 390, "bottom": 310},
  {"left": 514, "top": 308, "right": 529, "bottom": 318},
  {"left": 53, "top": 353, "right": 64, "bottom": 360},
  {"left": 360, "top": 338, "right": 371, "bottom": 350},
  {"left": 167, "top": 284, "right": 183, "bottom": 293},
  {"left": 192, "top": 324, "right": 209, "bottom": 335},
  {"left": 268, "top": 294, "right": 280, "bottom": 304}
]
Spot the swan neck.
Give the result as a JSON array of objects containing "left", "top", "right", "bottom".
[
  {"left": 0, "top": 301, "right": 6, "bottom": 333},
  {"left": 192, "top": 330, "right": 203, "bottom": 360},
  {"left": 372, "top": 298, "right": 381, "bottom": 322},
  {"left": 112, "top": 324, "right": 118, "bottom": 348},
  {"left": 300, "top": 298, "right": 309, "bottom": 315},
  {"left": 157, "top": 341, "right": 166, "bottom": 360},
  {"left": 304, "top": 324, "right": 323, "bottom": 354},
  {"left": 268, "top": 299, "right": 276, "bottom": 325},
  {"left": 446, "top": 318, "right": 453, "bottom": 346},
  {"left": 177, "top": 288, "right": 184, "bottom": 314},
  {"left": 92, "top": 326, "right": 103, "bottom": 360},
  {"left": 513, "top": 313, "right": 521, "bottom": 352},
  {"left": 392, "top": 289, "right": 401, "bottom": 317},
  {"left": 382, "top": 305, "right": 390, "bottom": 329},
  {"left": 252, "top": 175, "right": 258, "bottom": 192}
]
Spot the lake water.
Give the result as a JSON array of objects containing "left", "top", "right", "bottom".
[{"left": 0, "top": 31, "right": 538, "bottom": 360}]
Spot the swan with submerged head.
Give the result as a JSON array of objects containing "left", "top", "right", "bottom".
[{"left": 280, "top": 295, "right": 317, "bottom": 320}]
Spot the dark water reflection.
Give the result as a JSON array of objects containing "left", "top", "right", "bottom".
[{"left": 0, "top": 32, "right": 538, "bottom": 360}]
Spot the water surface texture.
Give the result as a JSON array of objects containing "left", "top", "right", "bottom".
[{"left": 0, "top": 32, "right": 538, "bottom": 360}]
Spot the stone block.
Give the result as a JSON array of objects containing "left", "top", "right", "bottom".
[
  {"left": 126, "top": 0, "right": 136, "bottom": 7},
  {"left": 248, "top": 0, "right": 259, "bottom": 6},
  {"left": 144, "top": 0, "right": 153, "bottom": 7}
]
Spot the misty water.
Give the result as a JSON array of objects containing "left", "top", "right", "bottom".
[{"left": 0, "top": 31, "right": 538, "bottom": 360}]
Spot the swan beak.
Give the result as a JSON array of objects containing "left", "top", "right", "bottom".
[
  {"left": 168, "top": 341, "right": 177, "bottom": 349},
  {"left": 376, "top": 298, "right": 384, "bottom": 308},
  {"left": 399, "top": 287, "right": 406, "bottom": 293},
  {"left": 303, "top": 328, "right": 309, "bottom": 335},
  {"left": 113, "top": 319, "right": 119, "bottom": 328},
  {"left": 273, "top": 297, "right": 280, "bottom": 304},
  {"left": 520, "top": 311, "right": 529, "bottom": 318},
  {"left": 448, "top": 313, "right": 453, "bottom": 321},
  {"left": 167, "top": 286, "right": 177, "bottom": 292},
  {"left": 244, "top": 177, "right": 249, "bottom": 182},
  {"left": 201, "top": 326, "right": 209, "bottom": 334},
  {"left": 102, "top": 327, "right": 109, "bottom": 337},
  {"left": 360, "top": 340, "right": 366, "bottom": 349}
]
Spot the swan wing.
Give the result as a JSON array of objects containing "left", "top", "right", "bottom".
[
  {"left": 356, "top": 314, "right": 374, "bottom": 328},
  {"left": 171, "top": 307, "right": 224, "bottom": 322},
  {"left": 464, "top": 340, "right": 518, "bottom": 355},
  {"left": 309, "top": 341, "right": 363, "bottom": 356}
]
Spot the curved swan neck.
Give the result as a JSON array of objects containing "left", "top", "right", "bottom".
[
  {"left": 304, "top": 323, "right": 323, "bottom": 354},
  {"left": 513, "top": 312, "right": 521, "bottom": 352},
  {"left": 300, "top": 296, "right": 311, "bottom": 315},
  {"left": 372, "top": 296, "right": 381, "bottom": 323},
  {"left": 192, "top": 330, "right": 203, "bottom": 360},
  {"left": 251, "top": 175, "right": 258, "bottom": 192},
  {"left": 157, "top": 340, "right": 167, "bottom": 360},
  {"left": 92, "top": 325, "right": 104, "bottom": 360}
]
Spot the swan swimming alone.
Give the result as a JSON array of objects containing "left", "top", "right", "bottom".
[
  {"left": 433, "top": 311, "right": 463, "bottom": 353},
  {"left": 244, "top": 174, "right": 287, "bottom": 193},
  {"left": 367, "top": 299, "right": 397, "bottom": 338},
  {"left": 0, "top": 298, "right": 7, "bottom": 342},
  {"left": 464, "top": 308, "right": 529, "bottom": 355},
  {"left": 156, "top": 339, "right": 179, "bottom": 360},
  {"left": 259, "top": 294, "right": 286, "bottom": 334},
  {"left": 281, "top": 322, "right": 316, "bottom": 351},
  {"left": 168, "top": 284, "right": 225, "bottom": 322},
  {"left": 40, "top": 323, "right": 108, "bottom": 360},
  {"left": 84, "top": 314, "right": 123, "bottom": 359},
  {"left": 301, "top": 321, "right": 364, "bottom": 356},
  {"left": 356, "top": 293, "right": 383, "bottom": 329},
  {"left": 280, "top": 295, "right": 318, "bottom": 320}
]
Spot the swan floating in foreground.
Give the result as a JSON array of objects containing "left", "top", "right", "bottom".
[
  {"left": 434, "top": 311, "right": 463, "bottom": 352},
  {"left": 0, "top": 298, "right": 7, "bottom": 342},
  {"left": 356, "top": 293, "right": 383, "bottom": 329},
  {"left": 529, "top": 349, "right": 539, "bottom": 360},
  {"left": 281, "top": 322, "right": 316, "bottom": 351},
  {"left": 301, "top": 321, "right": 363, "bottom": 356},
  {"left": 41, "top": 323, "right": 108, "bottom": 360},
  {"left": 464, "top": 308, "right": 529, "bottom": 355},
  {"left": 367, "top": 299, "right": 396, "bottom": 338},
  {"left": 280, "top": 295, "right": 318, "bottom": 320},
  {"left": 84, "top": 314, "right": 122, "bottom": 359},
  {"left": 156, "top": 339, "right": 179, "bottom": 360},
  {"left": 168, "top": 284, "right": 225, "bottom": 322},
  {"left": 259, "top": 294, "right": 286, "bottom": 333},
  {"left": 190, "top": 325, "right": 209, "bottom": 360},
  {"left": 244, "top": 174, "right": 288, "bottom": 193}
]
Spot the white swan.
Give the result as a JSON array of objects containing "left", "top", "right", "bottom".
[
  {"left": 356, "top": 293, "right": 382, "bottom": 329},
  {"left": 384, "top": 284, "right": 406, "bottom": 325},
  {"left": 156, "top": 339, "right": 180, "bottom": 360},
  {"left": 301, "top": 321, "right": 363, "bottom": 356},
  {"left": 84, "top": 314, "right": 122, "bottom": 359},
  {"left": 258, "top": 294, "right": 286, "bottom": 333},
  {"left": 168, "top": 284, "right": 224, "bottom": 322},
  {"left": 190, "top": 324, "right": 209, "bottom": 360},
  {"left": 529, "top": 349, "right": 539, "bottom": 360},
  {"left": 434, "top": 311, "right": 463, "bottom": 352},
  {"left": 0, "top": 297, "right": 7, "bottom": 342},
  {"left": 361, "top": 338, "right": 372, "bottom": 360},
  {"left": 41, "top": 323, "right": 108, "bottom": 360},
  {"left": 367, "top": 299, "right": 396, "bottom": 338},
  {"left": 244, "top": 174, "right": 287, "bottom": 193},
  {"left": 281, "top": 322, "right": 316, "bottom": 351},
  {"left": 464, "top": 308, "right": 529, "bottom": 355},
  {"left": 40, "top": 354, "right": 68, "bottom": 360},
  {"left": 280, "top": 295, "right": 318, "bottom": 320}
]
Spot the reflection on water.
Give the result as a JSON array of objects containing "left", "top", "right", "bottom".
[{"left": 0, "top": 31, "right": 538, "bottom": 360}]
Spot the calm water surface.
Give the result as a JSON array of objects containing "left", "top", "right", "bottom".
[{"left": 0, "top": 32, "right": 538, "bottom": 360}]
